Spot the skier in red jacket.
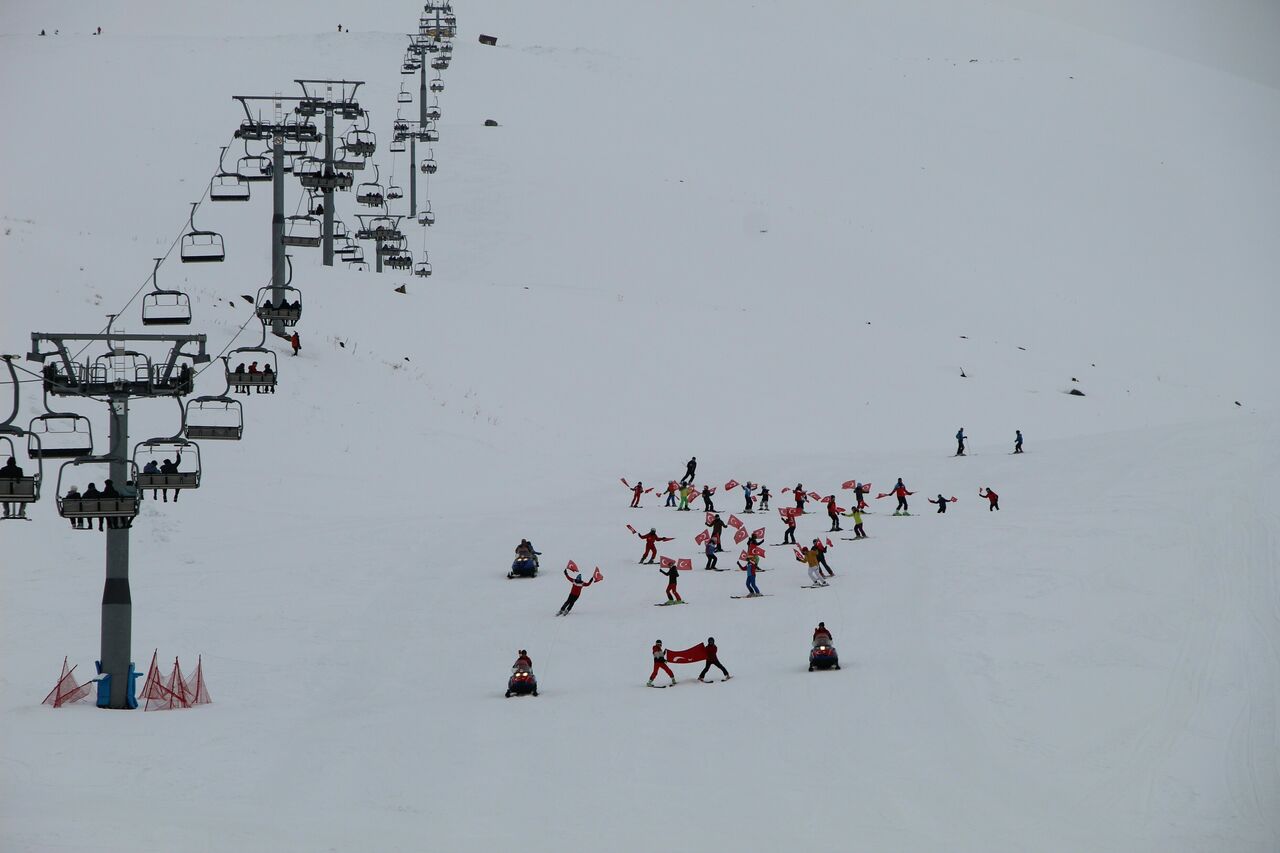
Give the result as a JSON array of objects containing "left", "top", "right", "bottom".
[
  {"left": 648, "top": 640, "right": 675, "bottom": 686},
  {"left": 825, "top": 496, "right": 841, "bottom": 532},
  {"left": 979, "top": 487, "right": 1000, "bottom": 511},
  {"left": 878, "top": 478, "right": 914, "bottom": 515},
  {"left": 793, "top": 483, "right": 807, "bottom": 513},
  {"left": 780, "top": 513, "right": 797, "bottom": 544},
  {"left": 698, "top": 637, "right": 730, "bottom": 682},
  {"left": 638, "top": 528, "right": 673, "bottom": 564},
  {"left": 630, "top": 481, "right": 644, "bottom": 508},
  {"left": 557, "top": 567, "right": 596, "bottom": 615}
]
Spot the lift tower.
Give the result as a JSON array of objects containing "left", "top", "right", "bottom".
[{"left": 294, "top": 80, "right": 366, "bottom": 267}]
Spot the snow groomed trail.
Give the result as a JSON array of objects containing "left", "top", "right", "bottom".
[{"left": 2, "top": 2, "right": 1279, "bottom": 852}]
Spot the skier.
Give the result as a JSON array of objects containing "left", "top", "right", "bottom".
[
  {"left": 664, "top": 480, "right": 678, "bottom": 507},
  {"left": 704, "top": 537, "right": 718, "bottom": 570},
  {"left": 739, "top": 553, "right": 762, "bottom": 597},
  {"left": 928, "top": 494, "right": 957, "bottom": 514},
  {"left": 811, "top": 538, "right": 834, "bottom": 577},
  {"left": 742, "top": 481, "right": 755, "bottom": 513},
  {"left": 793, "top": 483, "right": 807, "bottom": 513},
  {"left": 955, "top": 427, "right": 967, "bottom": 456},
  {"left": 680, "top": 456, "right": 697, "bottom": 486},
  {"left": 701, "top": 485, "right": 715, "bottom": 513},
  {"left": 979, "top": 487, "right": 1000, "bottom": 511},
  {"left": 1014, "top": 430, "right": 1024, "bottom": 454},
  {"left": 556, "top": 566, "right": 595, "bottom": 615},
  {"left": 797, "top": 546, "right": 827, "bottom": 586},
  {"left": 290, "top": 331, "right": 300, "bottom": 356},
  {"left": 648, "top": 640, "right": 676, "bottom": 686},
  {"left": 849, "top": 507, "right": 867, "bottom": 539},
  {"left": 698, "top": 638, "right": 731, "bottom": 682},
  {"left": 630, "top": 481, "right": 644, "bottom": 508},
  {"left": 638, "top": 527, "right": 673, "bottom": 564},
  {"left": 758, "top": 484, "right": 770, "bottom": 511},
  {"left": 781, "top": 512, "right": 797, "bottom": 544},
  {"left": 879, "top": 478, "right": 914, "bottom": 515},
  {"left": 677, "top": 483, "right": 692, "bottom": 512},
  {"left": 706, "top": 514, "right": 727, "bottom": 552},
  {"left": 659, "top": 563, "right": 683, "bottom": 604},
  {"left": 825, "top": 496, "right": 841, "bottom": 532},
  {"left": 853, "top": 481, "right": 869, "bottom": 511}
]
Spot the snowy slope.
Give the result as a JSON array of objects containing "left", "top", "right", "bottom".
[{"left": 2, "top": 2, "right": 1278, "bottom": 852}]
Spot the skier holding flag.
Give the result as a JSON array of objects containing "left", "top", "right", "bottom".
[
  {"left": 648, "top": 641, "right": 676, "bottom": 687},
  {"left": 638, "top": 527, "right": 674, "bottom": 564},
  {"left": 825, "top": 496, "right": 842, "bottom": 532},
  {"left": 928, "top": 494, "right": 957, "bottom": 514},
  {"left": 758, "top": 485, "right": 771, "bottom": 511},
  {"left": 556, "top": 563, "right": 597, "bottom": 616},
  {"left": 630, "top": 480, "right": 645, "bottom": 508},
  {"left": 658, "top": 561, "right": 684, "bottom": 604}
]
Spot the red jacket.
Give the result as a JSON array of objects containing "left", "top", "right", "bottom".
[
  {"left": 564, "top": 568, "right": 594, "bottom": 596},
  {"left": 652, "top": 644, "right": 666, "bottom": 661},
  {"left": 825, "top": 498, "right": 838, "bottom": 515},
  {"left": 633, "top": 484, "right": 643, "bottom": 497},
  {"left": 641, "top": 532, "right": 673, "bottom": 546},
  {"left": 982, "top": 489, "right": 999, "bottom": 504},
  {"left": 813, "top": 629, "right": 832, "bottom": 643},
  {"left": 894, "top": 486, "right": 913, "bottom": 498}
]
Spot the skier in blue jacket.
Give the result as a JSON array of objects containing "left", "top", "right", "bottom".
[
  {"left": 955, "top": 428, "right": 967, "bottom": 457},
  {"left": 704, "top": 538, "right": 719, "bottom": 570},
  {"left": 742, "top": 482, "right": 756, "bottom": 513},
  {"left": 1014, "top": 430, "right": 1023, "bottom": 454}
]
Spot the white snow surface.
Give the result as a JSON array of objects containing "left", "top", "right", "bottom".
[{"left": 1, "top": 2, "right": 1279, "bottom": 852}]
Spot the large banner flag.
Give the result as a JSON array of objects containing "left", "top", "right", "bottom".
[{"left": 666, "top": 644, "right": 708, "bottom": 664}]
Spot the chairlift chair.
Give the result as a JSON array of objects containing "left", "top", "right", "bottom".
[
  {"left": 430, "top": 77, "right": 445, "bottom": 93},
  {"left": 255, "top": 285, "right": 303, "bottom": 326},
  {"left": 414, "top": 261, "right": 433, "bottom": 277},
  {"left": 348, "top": 258, "right": 369, "bottom": 272},
  {"left": 432, "top": 58, "right": 449, "bottom": 71},
  {"left": 210, "top": 171, "right": 251, "bottom": 202},
  {"left": 282, "top": 214, "right": 322, "bottom": 248},
  {"left": 390, "top": 137, "right": 407, "bottom": 154},
  {"left": 184, "top": 396, "right": 244, "bottom": 441},
  {"left": 26, "top": 411, "right": 93, "bottom": 458},
  {"left": 140, "top": 258, "right": 193, "bottom": 326},
  {"left": 423, "top": 125, "right": 439, "bottom": 143},
  {"left": 386, "top": 184, "right": 404, "bottom": 201},
  {"left": 425, "top": 104, "right": 441, "bottom": 121},
  {"left": 0, "top": 432, "right": 42, "bottom": 510},
  {"left": 56, "top": 458, "right": 142, "bottom": 525},
  {"left": 225, "top": 348, "right": 279, "bottom": 395},
  {"left": 133, "top": 438, "right": 201, "bottom": 497},
  {"left": 419, "top": 202, "right": 435, "bottom": 226},
  {"left": 356, "top": 165, "right": 386, "bottom": 208},
  {"left": 398, "top": 85, "right": 413, "bottom": 105},
  {"left": 237, "top": 153, "right": 273, "bottom": 183},
  {"left": 180, "top": 204, "right": 225, "bottom": 263},
  {"left": 334, "top": 219, "right": 349, "bottom": 240},
  {"left": 345, "top": 125, "right": 377, "bottom": 157},
  {"left": 421, "top": 156, "right": 438, "bottom": 175}
]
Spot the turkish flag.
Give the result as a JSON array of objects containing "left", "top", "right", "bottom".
[
  {"left": 666, "top": 644, "right": 708, "bottom": 664},
  {"left": 705, "top": 512, "right": 717, "bottom": 525},
  {"left": 841, "top": 479, "right": 857, "bottom": 489},
  {"left": 566, "top": 560, "right": 578, "bottom": 572},
  {"left": 621, "top": 477, "right": 630, "bottom": 488},
  {"left": 695, "top": 530, "right": 710, "bottom": 546},
  {"left": 734, "top": 527, "right": 748, "bottom": 545},
  {"left": 825, "top": 538, "right": 833, "bottom": 548},
  {"left": 592, "top": 567, "right": 604, "bottom": 583},
  {"left": 728, "top": 515, "right": 744, "bottom": 529},
  {"left": 677, "top": 559, "right": 692, "bottom": 571},
  {"left": 626, "top": 524, "right": 637, "bottom": 534},
  {"left": 749, "top": 545, "right": 766, "bottom": 558},
  {"left": 752, "top": 527, "right": 765, "bottom": 540},
  {"left": 808, "top": 491, "right": 821, "bottom": 501},
  {"left": 724, "top": 479, "right": 739, "bottom": 491},
  {"left": 660, "top": 556, "right": 675, "bottom": 568},
  {"left": 781, "top": 487, "right": 791, "bottom": 494}
]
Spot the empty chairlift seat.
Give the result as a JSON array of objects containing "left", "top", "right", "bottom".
[
  {"left": 180, "top": 204, "right": 225, "bottom": 263},
  {"left": 184, "top": 397, "right": 244, "bottom": 441}
]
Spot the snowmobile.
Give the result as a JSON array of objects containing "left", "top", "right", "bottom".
[
  {"left": 506, "top": 667, "right": 538, "bottom": 697},
  {"left": 508, "top": 555, "right": 538, "bottom": 578},
  {"left": 809, "top": 641, "right": 840, "bottom": 671}
]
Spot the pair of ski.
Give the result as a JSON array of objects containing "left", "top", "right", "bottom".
[
  {"left": 654, "top": 600, "right": 687, "bottom": 606},
  {"left": 730, "top": 593, "right": 772, "bottom": 599},
  {"left": 648, "top": 677, "right": 730, "bottom": 688}
]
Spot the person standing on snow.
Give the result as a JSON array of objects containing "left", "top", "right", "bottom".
[
  {"left": 955, "top": 428, "right": 967, "bottom": 457},
  {"left": 701, "top": 485, "right": 715, "bottom": 513},
  {"left": 797, "top": 546, "right": 827, "bottom": 586},
  {"left": 1014, "top": 430, "right": 1023, "bottom": 454},
  {"left": 758, "top": 484, "right": 770, "bottom": 511},
  {"left": 290, "top": 331, "right": 301, "bottom": 356},
  {"left": 648, "top": 640, "right": 676, "bottom": 686},
  {"left": 659, "top": 563, "right": 683, "bottom": 603},
  {"left": 739, "top": 553, "right": 762, "bottom": 596},
  {"left": 557, "top": 567, "right": 596, "bottom": 615},
  {"left": 781, "top": 512, "right": 797, "bottom": 544},
  {"left": 880, "top": 478, "right": 913, "bottom": 515},
  {"left": 979, "top": 487, "right": 1000, "bottom": 511},
  {"left": 853, "top": 482, "right": 869, "bottom": 511},
  {"left": 698, "top": 638, "right": 731, "bottom": 682},
  {"left": 928, "top": 494, "right": 956, "bottom": 514},
  {"left": 811, "top": 538, "right": 834, "bottom": 577},
  {"left": 630, "top": 481, "right": 645, "bottom": 508},
  {"left": 680, "top": 457, "right": 697, "bottom": 486},
  {"left": 638, "top": 527, "right": 673, "bottom": 564},
  {"left": 677, "top": 483, "right": 692, "bottom": 512},
  {"left": 664, "top": 480, "right": 678, "bottom": 508},
  {"left": 825, "top": 496, "right": 841, "bottom": 532},
  {"left": 849, "top": 507, "right": 867, "bottom": 539},
  {"left": 704, "top": 537, "right": 719, "bottom": 571},
  {"left": 793, "top": 483, "right": 807, "bottom": 514},
  {"left": 742, "top": 482, "right": 755, "bottom": 513},
  {"left": 706, "top": 513, "right": 727, "bottom": 552}
]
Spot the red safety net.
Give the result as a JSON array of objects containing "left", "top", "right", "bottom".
[{"left": 42, "top": 657, "right": 91, "bottom": 708}]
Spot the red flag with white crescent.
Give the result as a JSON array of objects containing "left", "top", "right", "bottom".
[{"left": 728, "top": 515, "right": 744, "bottom": 529}]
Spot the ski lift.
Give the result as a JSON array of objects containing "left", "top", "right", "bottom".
[
  {"left": 28, "top": 411, "right": 94, "bottom": 458},
  {"left": 255, "top": 286, "right": 303, "bottom": 326},
  {"left": 385, "top": 252, "right": 413, "bottom": 271},
  {"left": 432, "top": 58, "right": 449, "bottom": 71},
  {"left": 282, "top": 214, "right": 322, "bottom": 248},
  {"left": 210, "top": 145, "right": 251, "bottom": 202},
  {"left": 386, "top": 184, "right": 404, "bottom": 201},
  {"left": 86, "top": 350, "right": 156, "bottom": 396},
  {"left": 226, "top": 347, "right": 278, "bottom": 395},
  {"left": 345, "top": 117, "right": 376, "bottom": 157},
  {"left": 180, "top": 203, "right": 225, "bottom": 263},
  {"left": 1, "top": 358, "right": 43, "bottom": 512},
  {"left": 418, "top": 202, "right": 435, "bottom": 226},
  {"left": 237, "top": 151, "right": 273, "bottom": 183},
  {"left": 421, "top": 155, "right": 438, "bottom": 174},
  {"left": 430, "top": 76, "right": 445, "bottom": 93},
  {"left": 356, "top": 165, "right": 385, "bottom": 207},
  {"left": 340, "top": 243, "right": 365, "bottom": 264},
  {"left": 133, "top": 437, "right": 201, "bottom": 497},
  {"left": 332, "top": 143, "right": 366, "bottom": 171},
  {"left": 390, "top": 137, "right": 407, "bottom": 154},
  {"left": 414, "top": 260, "right": 433, "bottom": 277},
  {"left": 423, "top": 125, "right": 439, "bottom": 143},
  {"left": 398, "top": 84, "right": 413, "bottom": 104},
  {"left": 184, "top": 396, "right": 243, "bottom": 441},
  {"left": 56, "top": 457, "right": 142, "bottom": 525},
  {"left": 425, "top": 103, "right": 441, "bottom": 121},
  {"left": 140, "top": 258, "right": 193, "bottom": 326},
  {"left": 348, "top": 258, "right": 369, "bottom": 272},
  {"left": 333, "top": 219, "right": 349, "bottom": 240}
]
